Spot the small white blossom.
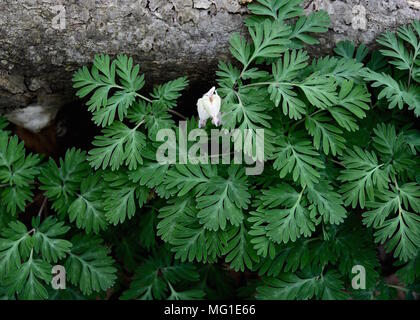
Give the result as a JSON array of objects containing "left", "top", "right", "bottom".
[{"left": 196, "top": 86, "right": 222, "bottom": 128}]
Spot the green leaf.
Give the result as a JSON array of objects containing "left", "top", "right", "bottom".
[
  {"left": 361, "top": 68, "right": 420, "bottom": 116},
  {"left": 327, "top": 81, "right": 370, "bottom": 132},
  {"left": 127, "top": 101, "right": 174, "bottom": 140},
  {"left": 273, "top": 131, "right": 325, "bottom": 187},
  {"left": 92, "top": 90, "right": 136, "bottom": 127},
  {"left": 217, "top": 61, "right": 241, "bottom": 89},
  {"left": 253, "top": 183, "right": 300, "bottom": 209},
  {"left": 1, "top": 186, "right": 33, "bottom": 218},
  {"left": 121, "top": 247, "right": 201, "bottom": 300},
  {"left": 289, "top": 11, "right": 330, "bottom": 47},
  {"left": 268, "top": 50, "right": 309, "bottom": 119},
  {"left": 68, "top": 173, "right": 107, "bottom": 234},
  {"left": 88, "top": 121, "right": 146, "bottom": 171},
  {"left": 0, "top": 220, "right": 55, "bottom": 300},
  {"left": 250, "top": 184, "right": 315, "bottom": 244},
  {"left": 229, "top": 33, "right": 253, "bottom": 66},
  {"left": 129, "top": 160, "right": 169, "bottom": 189},
  {"left": 162, "top": 199, "right": 224, "bottom": 264},
  {"left": 164, "top": 164, "right": 218, "bottom": 197},
  {"left": 328, "top": 107, "right": 359, "bottom": 132},
  {"left": 264, "top": 201, "right": 314, "bottom": 244},
  {"left": 339, "top": 147, "right": 390, "bottom": 208},
  {"left": 305, "top": 113, "right": 346, "bottom": 156},
  {"left": 256, "top": 269, "right": 347, "bottom": 300},
  {"left": 334, "top": 40, "right": 369, "bottom": 62},
  {"left": 241, "top": 67, "right": 270, "bottom": 80},
  {"left": 65, "top": 234, "right": 117, "bottom": 295},
  {"left": 196, "top": 166, "right": 250, "bottom": 231},
  {"left": 73, "top": 55, "right": 116, "bottom": 110},
  {"left": 377, "top": 30, "right": 414, "bottom": 72},
  {"left": 311, "top": 57, "right": 364, "bottom": 84},
  {"left": 115, "top": 54, "right": 145, "bottom": 92},
  {"left": 399, "top": 183, "right": 420, "bottom": 213},
  {"left": 223, "top": 223, "right": 259, "bottom": 272},
  {"left": 0, "top": 133, "right": 40, "bottom": 215},
  {"left": 103, "top": 170, "right": 148, "bottom": 225},
  {"left": 307, "top": 181, "right": 347, "bottom": 225},
  {"left": 256, "top": 238, "right": 336, "bottom": 276},
  {"left": 397, "top": 20, "right": 420, "bottom": 52},
  {"left": 0, "top": 220, "right": 33, "bottom": 278},
  {"left": 0, "top": 116, "right": 8, "bottom": 132},
  {"left": 170, "top": 219, "right": 209, "bottom": 263},
  {"left": 374, "top": 207, "right": 420, "bottom": 262},
  {"left": 4, "top": 255, "right": 51, "bottom": 300},
  {"left": 39, "top": 148, "right": 90, "bottom": 216},
  {"left": 121, "top": 259, "right": 167, "bottom": 299},
  {"left": 167, "top": 286, "right": 205, "bottom": 300},
  {"left": 157, "top": 196, "right": 196, "bottom": 243},
  {"left": 221, "top": 87, "right": 272, "bottom": 130},
  {"left": 151, "top": 77, "right": 189, "bottom": 108},
  {"left": 0, "top": 134, "right": 39, "bottom": 187},
  {"left": 364, "top": 183, "right": 420, "bottom": 261},
  {"left": 248, "top": 19, "right": 291, "bottom": 60},
  {"left": 336, "top": 80, "right": 370, "bottom": 119},
  {"left": 73, "top": 54, "right": 144, "bottom": 126},
  {"left": 395, "top": 249, "right": 420, "bottom": 285},
  {"left": 248, "top": 0, "right": 303, "bottom": 21},
  {"left": 138, "top": 209, "right": 157, "bottom": 251},
  {"left": 298, "top": 74, "right": 338, "bottom": 109},
  {"left": 32, "top": 216, "right": 72, "bottom": 263}
]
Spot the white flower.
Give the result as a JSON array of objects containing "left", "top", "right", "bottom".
[{"left": 197, "top": 86, "right": 222, "bottom": 128}]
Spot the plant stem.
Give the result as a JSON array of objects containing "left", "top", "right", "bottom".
[
  {"left": 288, "top": 109, "right": 324, "bottom": 133},
  {"left": 242, "top": 81, "right": 301, "bottom": 89},
  {"left": 135, "top": 92, "right": 153, "bottom": 103},
  {"left": 133, "top": 120, "right": 145, "bottom": 131},
  {"left": 38, "top": 197, "right": 47, "bottom": 217},
  {"left": 168, "top": 109, "right": 187, "bottom": 120},
  {"left": 134, "top": 89, "right": 187, "bottom": 120},
  {"left": 331, "top": 159, "right": 345, "bottom": 167},
  {"left": 386, "top": 284, "right": 410, "bottom": 293}
]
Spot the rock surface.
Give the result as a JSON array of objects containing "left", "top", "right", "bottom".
[
  {"left": 0, "top": 0, "right": 419, "bottom": 130},
  {"left": 308, "top": 0, "right": 420, "bottom": 55}
]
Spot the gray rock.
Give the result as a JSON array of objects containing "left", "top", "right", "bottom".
[
  {"left": 5, "top": 93, "right": 68, "bottom": 133},
  {"left": 0, "top": 0, "right": 418, "bottom": 130}
]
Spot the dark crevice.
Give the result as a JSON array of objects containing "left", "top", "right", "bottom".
[{"left": 16, "top": 76, "right": 219, "bottom": 160}]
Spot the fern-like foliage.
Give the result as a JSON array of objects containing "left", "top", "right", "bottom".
[
  {"left": 1, "top": 0, "right": 419, "bottom": 302},
  {"left": 257, "top": 268, "right": 348, "bottom": 300},
  {"left": 339, "top": 124, "right": 420, "bottom": 261},
  {"left": 67, "top": 173, "right": 107, "bottom": 234},
  {"left": 361, "top": 20, "right": 420, "bottom": 117},
  {"left": 120, "top": 247, "right": 204, "bottom": 300},
  {"left": 73, "top": 53, "right": 188, "bottom": 172},
  {"left": 73, "top": 54, "right": 144, "bottom": 127},
  {"left": 64, "top": 234, "right": 117, "bottom": 295},
  {"left": 0, "top": 133, "right": 40, "bottom": 216},
  {"left": 0, "top": 218, "right": 72, "bottom": 299},
  {"left": 39, "top": 148, "right": 90, "bottom": 216}
]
